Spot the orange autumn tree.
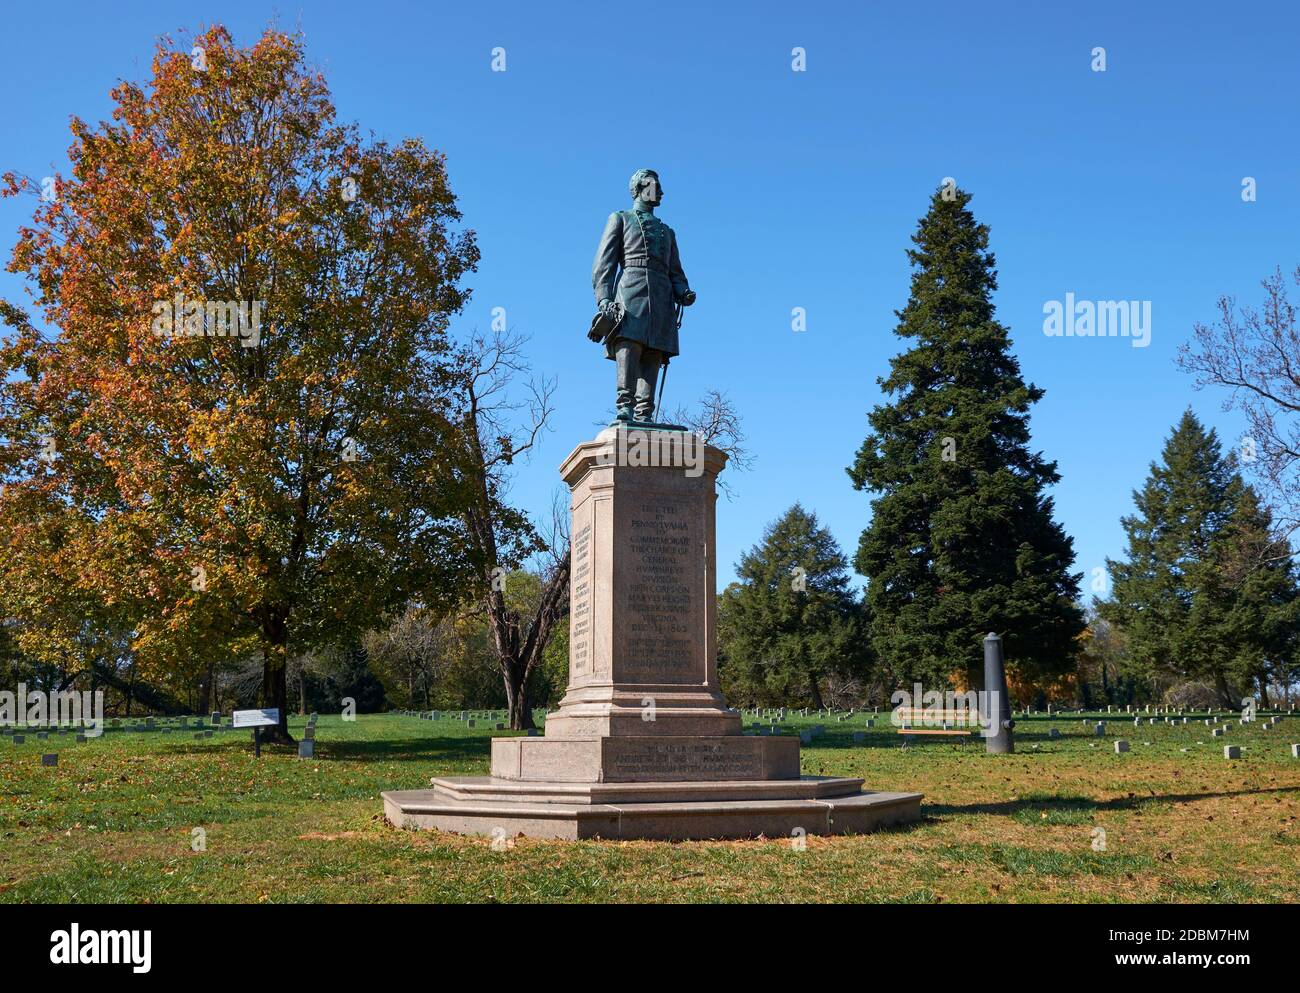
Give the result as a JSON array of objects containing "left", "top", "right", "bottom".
[{"left": 0, "top": 26, "right": 480, "bottom": 740}]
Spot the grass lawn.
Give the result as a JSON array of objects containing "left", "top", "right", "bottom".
[{"left": 1, "top": 710, "right": 1298, "bottom": 903}]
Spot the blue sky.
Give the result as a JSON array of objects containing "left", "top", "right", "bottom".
[{"left": 3, "top": 0, "right": 1297, "bottom": 590}]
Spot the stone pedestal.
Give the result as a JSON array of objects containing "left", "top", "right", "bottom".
[{"left": 383, "top": 426, "right": 921, "bottom": 840}]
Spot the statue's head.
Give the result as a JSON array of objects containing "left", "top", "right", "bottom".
[{"left": 629, "top": 168, "right": 662, "bottom": 206}]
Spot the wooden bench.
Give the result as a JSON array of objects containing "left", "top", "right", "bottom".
[{"left": 893, "top": 708, "right": 981, "bottom": 745}]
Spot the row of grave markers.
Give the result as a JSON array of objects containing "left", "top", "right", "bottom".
[
  {"left": 728, "top": 705, "right": 1300, "bottom": 758},
  {"left": 3, "top": 711, "right": 232, "bottom": 746},
  {"left": 395, "top": 708, "right": 545, "bottom": 736},
  {"left": 5, "top": 709, "right": 331, "bottom": 765},
  {"left": 9, "top": 711, "right": 230, "bottom": 767}
]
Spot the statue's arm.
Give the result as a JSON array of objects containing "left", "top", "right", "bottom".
[
  {"left": 592, "top": 211, "right": 623, "bottom": 306},
  {"left": 669, "top": 230, "right": 694, "bottom": 305}
]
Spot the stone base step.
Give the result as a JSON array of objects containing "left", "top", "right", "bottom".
[
  {"left": 428, "top": 773, "right": 865, "bottom": 805},
  {"left": 382, "top": 781, "right": 923, "bottom": 841}
]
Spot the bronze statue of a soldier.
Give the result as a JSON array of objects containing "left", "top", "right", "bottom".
[{"left": 588, "top": 169, "right": 696, "bottom": 422}]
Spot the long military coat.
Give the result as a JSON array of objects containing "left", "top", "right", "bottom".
[{"left": 591, "top": 208, "right": 691, "bottom": 359}]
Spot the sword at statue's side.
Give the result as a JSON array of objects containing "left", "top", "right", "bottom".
[{"left": 656, "top": 300, "right": 685, "bottom": 423}]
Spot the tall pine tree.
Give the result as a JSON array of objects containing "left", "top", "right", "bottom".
[
  {"left": 1104, "top": 411, "right": 1299, "bottom": 705},
  {"left": 847, "top": 187, "right": 1082, "bottom": 690}
]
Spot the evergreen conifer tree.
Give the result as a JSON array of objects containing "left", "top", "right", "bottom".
[
  {"left": 718, "top": 504, "right": 865, "bottom": 709},
  {"left": 848, "top": 187, "right": 1083, "bottom": 689}
]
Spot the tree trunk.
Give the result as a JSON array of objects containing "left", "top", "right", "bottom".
[
  {"left": 198, "top": 664, "right": 214, "bottom": 716},
  {"left": 808, "top": 670, "right": 825, "bottom": 711},
  {"left": 482, "top": 556, "right": 569, "bottom": 731},
  {"left": 1214, "top": 671, "right": 1234, "bottom": 709},
  {"left": 299, "top": 668, "right": 307, "bottom": 716},
  {"left": 260, "top": 612, "right": 294, "bottom": 743},
  {"left": 503, "top": 660, "right": 535, "bottom": 730}
]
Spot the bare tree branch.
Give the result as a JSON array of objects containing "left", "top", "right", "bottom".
[
  {"left": 1179, "top": 266, "right": 1300, "bottom": 551},
  {"left": 448, "top": 327, "right": 567, "bottom": 728},
  {"left": 668, "top": 389, "right": 754, "bottom": 498}
]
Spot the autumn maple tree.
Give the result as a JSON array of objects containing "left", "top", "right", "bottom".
[{"left": 0, "top": 26, "right": 479, "bottom": 740}]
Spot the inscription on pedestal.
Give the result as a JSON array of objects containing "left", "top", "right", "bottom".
[
  {"left": 622, "top": 497, "right": 699, "bottom": 682},
  {"left": 607, "top": 739, "right": 763, "bottom": 780},
  {"left": 570, "top": 518, "right": 592, "bottom": 675}
]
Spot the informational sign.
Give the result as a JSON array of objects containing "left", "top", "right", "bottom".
[{"left": 232, "top": 708, "right": 279, "bottom": 729}]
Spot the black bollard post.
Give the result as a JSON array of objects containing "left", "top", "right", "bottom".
[{"left": 983, "top": 632, "right": 1014, "bottom": 754}]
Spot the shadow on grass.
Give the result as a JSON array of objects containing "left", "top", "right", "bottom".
[
  {"left": 140, "top": 733, "right": 493, "bottom": 764},
  {"left": 812, "top": 726, "right": 1224, "bottom": 749},
  {"left": 925, "top": 785, "right": 1300, "bottom": 819},
  {"left": 319, "top": 735, "right": 491, "bottom": 764},
  {"left": 808, "top": 732, "right": 982, "bottom": 751}
]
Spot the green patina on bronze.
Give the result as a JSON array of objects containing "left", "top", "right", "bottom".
[{"left": 588, "top": 169, "right": 696, "bottom": 423}]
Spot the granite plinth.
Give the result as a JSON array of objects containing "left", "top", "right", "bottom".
[
  {"left": 489, "top": 734, "right": 798, "bottom": 783},
  {"left": 383, "top": 780, "right": 922, "bottom": 841}
]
